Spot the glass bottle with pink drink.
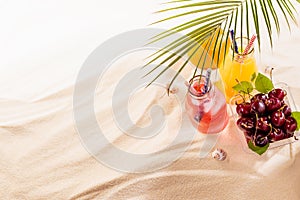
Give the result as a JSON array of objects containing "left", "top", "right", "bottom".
[{"left": 185, "top": 73, "right": 228, "bottom": 134}]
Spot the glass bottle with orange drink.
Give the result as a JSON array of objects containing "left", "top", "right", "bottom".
[{"left": 219, "top": 37, "right": 258, "bottom": 102}]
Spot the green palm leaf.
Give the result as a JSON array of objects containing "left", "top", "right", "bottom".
[
  {"left": 266, "top": 0, "right": 280, "bottom": 34},
  {"left": 146, "top": 0, "right": 299, "bottom": 89},
  {"left": 259, "top": 0, "right": 273, "bottom": 47}
]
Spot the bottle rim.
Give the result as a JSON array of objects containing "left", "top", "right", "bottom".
[
  {"left": 187, "top": 75, "right": 213, "bottom": 99},
  {"left": 231, "top": 37, "right": 254, "bottom": 56}
]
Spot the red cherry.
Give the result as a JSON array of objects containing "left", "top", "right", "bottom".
[
  {"left": 268, "top": 88, "right": 286, "bottom": 101},
  {"left": 251, "top": 93, "right": 267, "bottom": 103},
  {"left": 282, "top": 105, "right": 292, "bottom": 117},
  {"left": 255, "top": 134, "right": 269, "bottom": 147},
  {"left": 271, "top": 111, "right": 285, "bottom": 127},
  {"left": 236, "top": 102, "right": 252, "bottom": 117},
  {"left": 268, "top": 128, "right": 285, "bottom": 142},
  {"left": 256, "top": 116, "right": 271, "bottom": 133},
  {"left": 266, "top": 97, "right": 282, "bottom": 112},
  {"left": 237, "top": 117, "right": 256, "bottom": 132},
  {"left": 251, "top": 100, "right": 266, "bottom": 115},
  {"left": 284, "top": 116, "right": 297, "bottom": 134}
]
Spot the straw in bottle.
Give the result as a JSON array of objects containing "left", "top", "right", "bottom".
[
  {"left": 204, "top": 69, "right": 212, "bottom": 93},
  {"left": 230, "top": 30, "right": 239, "bottom": 54},
  {"left": 243, "top": 35, "right": 257, "bottom": 55}
]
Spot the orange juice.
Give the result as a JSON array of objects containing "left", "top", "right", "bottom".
[
  {"left": 219, "top": 37, "right": 258, "bottom": 102},
  {"left": 188, "top": 29, "right": 231, "bottom": 95},
  {"left": 188, "top": 28, "right": 231, "bottom": 69}
]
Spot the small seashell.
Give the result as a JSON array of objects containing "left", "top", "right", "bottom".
[{"left": 212, "top": 148, "right": 227, "bottom": 161}]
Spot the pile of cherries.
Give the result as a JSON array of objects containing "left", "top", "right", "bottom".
[{"left": 236, "top": 88, "right": 298, "bottom": 147}]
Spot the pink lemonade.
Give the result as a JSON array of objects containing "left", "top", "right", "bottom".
[{"left": 185, "top": 75, "right": 228, "bottom": 134}]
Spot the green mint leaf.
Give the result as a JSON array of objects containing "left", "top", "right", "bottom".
[
  {"left": 292, "top": 111, "right": 300, "bottom": 131},
  {"left": 232, "top": 81, "right": 253, "bottom": 94},
  {"left": 255, "top": 73, "right": 274, "bottom": 93},
  {"left": 251, "top": 72, "right": 257, "bottom": 82},
  {"left": 248, "top": 140, "right": 269, "bottom": 155}
]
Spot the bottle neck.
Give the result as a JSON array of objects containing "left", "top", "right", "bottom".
[
  {"left": 230, "top": 50, "right": 255, "bottom": 63},
  {"left": 230, "top": 37, "right": 255, "bottom": 63},
  {"left": 188, "top": 75, "right": 215, "bottom": 100}
]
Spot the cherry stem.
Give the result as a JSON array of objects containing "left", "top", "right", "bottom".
[
  {"left": 236, "top": 93, "right": 246, "bottom": 103},
  {"left": 294, "top": 136, "right": 298, "bottom": 140},
  {"left": 270, "top": 67, "right": 274, "bottom": 83},
  {"left": 266, "top": 124, "right": 273, "bottom": 137},
  {"left": 253, "top": 113, "right": 259, "bottom": 142}
]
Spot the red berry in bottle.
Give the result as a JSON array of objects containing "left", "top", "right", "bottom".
[
  {"left": 256, "top": 116, "right": 271, "bottom": 133},
  {"left": 251, "top": 93, "right": 267, "bottom": 103},
  {"left": 192, "top": 82, "right": 205, "bottom": 95},
  {"left": 265, "top": 97, "right": 282, "bottom": 112},
  {"left": 237, "top": 117, "right": 256, "bottom": 132},
  {"left": 284, "top": 116, "right": 297, "bottom": 134},
  {"left": 271, "top": 110, "right": 285, "bottom": 127},
  {"left": 236, "top": 102, "right": 252, "bottom": 117},
  {"left": 255, "top": 134, "right": 269, "bottom": 147},
  {"left": 268, "top": 88, "right": 286, "bottom": 101},
  {"left": 268, "top": 128, "right": 285, "bottom": 142},
  {"left": 251, "top": 100, "right": 266, "bottom": 115},
  {"left": 282, "top": 104, "right": 292, "bottom": 117}
]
